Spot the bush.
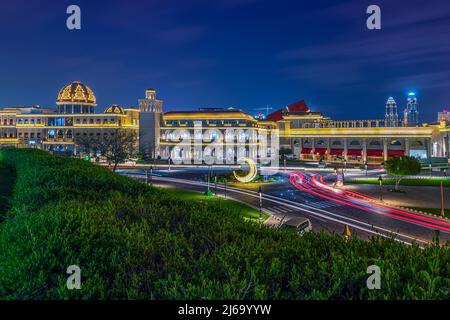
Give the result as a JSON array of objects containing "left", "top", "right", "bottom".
[{"left": 0, "top": 148, "right": 449, "bottom": 299}]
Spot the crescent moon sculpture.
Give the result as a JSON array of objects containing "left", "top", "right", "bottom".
[{"left": 233, "top": 157, "right": 258, "bottom": 183}]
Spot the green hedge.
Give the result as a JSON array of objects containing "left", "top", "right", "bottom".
[
  {"left": 0, "top": 163, "right": 15, "bottom": 215},
  {"left": 0, "top": 149, "right": 449, "bottom": 299}
]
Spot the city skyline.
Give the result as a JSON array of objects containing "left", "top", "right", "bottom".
[{"left": 1, "top": 0, "right": 449, "bottom": 122}]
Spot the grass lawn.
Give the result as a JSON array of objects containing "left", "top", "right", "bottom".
[
  {"left": 402, "top": 206, "right": 450, "bottom": 219},
  {"left": 347, "top": 177, "right": 450, "bottom": 187},
  {"left": 165, "top": 189, "right": 269, "bottom": 222},
  {"left": 0, "top": 163, "right": 15, "bottom": 214}
]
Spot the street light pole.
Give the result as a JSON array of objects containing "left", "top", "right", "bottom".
[
  {"left": 365, "top": 161, "right": 368, "bottom": 177},
  {"left": 145, "top": 169, "right": 149, "bottom": 185},
  {"left": 441, "top": 181, "right": 445, "bottom": 217},
  {"left": 224, "top": 178, "right": 227, "bottom": 199},
  {"left": 214, "top": 173, "right": 217, "bottom": 196},
  {"left": 258, "top": 186, "right": 262, "bottom": 219},
  {"left": 150, "top": 165, "right": 153, "bottom": 186}
]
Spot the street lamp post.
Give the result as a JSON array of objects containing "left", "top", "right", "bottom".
[
  {"left": 168, "top": 156, "right": 171, "bottom": 171},
  {"left": 224, "top": 178, "right": 227, "bottom": 199},
  {"left": 441, "top": 181, "right": 445, "bottom": 217},
  {"left": 364, "top": 161, "right": 368, "bottom": 177},
  {"left": 145, "top": 169, "right": 149, "bottom": 185},
  {"left": 214, "top": 173, "right": 218, "bottom": 195},
  {"left": 429, "top": 163, "right": 432, "bottom": 176},
  {"left": 150, "top": 165, "right": 153, "bottom": 186},
  {"left": 378, "top": 175, "right": 383, "bottom": 201},
  {"left": 284, "top": 158, "right": 287, "bottom": 171},
  {"left": 258, "top": 186, "right": 262, "bottom": 219}
]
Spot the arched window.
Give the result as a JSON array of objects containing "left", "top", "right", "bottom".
[
  {"left": 390, "top": 140, "right": 402, "bottom": 146},
  {"left": 369, "top": 140, "right": 381, "bottom": 146},
  {"left": 316, "top": 140, "right": 325, "bottom": 146},
  {"left": 349, "top": 140, "right": 361, "bottom": 146},
  {"left": 332, "top": 140, "right": 342, "bottom": 146}
]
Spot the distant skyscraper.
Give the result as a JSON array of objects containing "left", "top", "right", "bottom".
[
  {"left": 438, "top": 109, "right": 450, "bottom": 122},
  {"left": 385, "top": 97, "right": 398, "bottom": 127},
  {"left": 404, "top": 92, "right": 419, "bottom": 126}
]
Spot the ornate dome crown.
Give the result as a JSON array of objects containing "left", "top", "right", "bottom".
[
  {"left": 104, "top": 104, "right": 125, "bottom": 114},
  {"left": 57, "top": 81, "right": 96, "bottom": 106}
]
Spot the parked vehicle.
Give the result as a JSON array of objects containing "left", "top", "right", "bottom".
[{"left": 281, "top": 217, "right": 312, "bottom": 235}]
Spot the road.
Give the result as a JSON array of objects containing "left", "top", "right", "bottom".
[{"left": 117, "top": 167, "right": 450, "bottom": 246}]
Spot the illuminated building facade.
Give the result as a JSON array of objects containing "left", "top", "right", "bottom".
[
  {"left": 438, "top": 110, "right": 450, "bottom": 122},
  {"left": 404, "top": 92, "right": 419, "bottom": 127},
  {"left": 267, "top": 99, "right": 449, "bottom": 163},
  {"left": 139, "top": 89, "right": 163, "bottom": 159},
  {"left": 0, "top": 81, "right": 139, "bottom": 153},
  {"left": 159, "top": 108, "right": 275, "bottom": 163},
  {"left": 385, "top": 97, "right": 399, "bottom": 127},
  {"left": 0, "top": 82, "right": 449, "bottom": 164}
]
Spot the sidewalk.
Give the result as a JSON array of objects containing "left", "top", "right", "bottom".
[{"left": 344, "top": 184, "right": 450, "bottom": 209}]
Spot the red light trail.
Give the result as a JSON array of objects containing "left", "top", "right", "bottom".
[{"left": 289, "top": 171, "right": 450, "bottom": 233}]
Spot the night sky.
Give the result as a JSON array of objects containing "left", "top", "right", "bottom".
[{"left": 1, "top": 0, "right": 449, "bottom": 122}]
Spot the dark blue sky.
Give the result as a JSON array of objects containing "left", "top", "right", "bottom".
[{"left": 1, "top": 0, "right": 449, "bottom": 122}]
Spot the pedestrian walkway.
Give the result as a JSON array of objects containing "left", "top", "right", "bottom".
[
  {"left": 305, "top": 200, "right": 343, "bottom": 209},
  {"left": 265, "top": 205, "right": 295, "bottom": 213}
]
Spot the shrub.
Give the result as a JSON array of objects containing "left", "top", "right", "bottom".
[{"left": 0, "top": 148, "right": 449, "bottom": 299}]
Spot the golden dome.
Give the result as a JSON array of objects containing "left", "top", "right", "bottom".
[
  {"left": 57, "top": 81, "right": 97, "bottom": 106},
  {"left": 104, "top": 104, "right": 125, "bottom": 114}
]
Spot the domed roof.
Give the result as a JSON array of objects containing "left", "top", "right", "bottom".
[
  {"left": 57, "top": 81, "right": 96, "bottom": 106},
  {"left": 104, "top": 104, "right": 125, "bottom": 114}
]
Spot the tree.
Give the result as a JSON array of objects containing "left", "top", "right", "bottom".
[
  {"left": 384, "top": 156, "right": 421, "bottom": 190},
  {"left": 75, "top": 134, "right": 99, "bottom": 158},
  {"left": 97, "top": 129, "right": 137, "bottom": 172},
  {"left": 75, "top": 129, "right": 136, "bottom": 172}
]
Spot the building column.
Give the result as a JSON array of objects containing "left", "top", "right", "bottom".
[
  {"left": 343, "top": 138, "right": 348, "bottom": 161},
  {"left": 362, "top": 138, "right": 367, "bottom": 162},
  {"left": 299, "top": 138, "right": 303, "bottom": 158},
  {"left": 310, "top": 137, "right": 315, "bottom": 160},
  {"left": 327, "top": 138, "right": 331, "bottom": 159},
  {"left": 383, "top": 138, "right": 388, "bottom": 161},
  {"left": 446, "top": 134, "right": 449, "bottom": 158},
  {"left": 426, "top": 139, "right": 432, "bottom": 159},
  {"left": 405, "top": 138, "right": 410, "bottom": 157}
]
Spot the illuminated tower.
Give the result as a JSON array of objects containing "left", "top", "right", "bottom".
[
  {"left": 404, "top": 92, "right": 419, "bottom": 127},
  {"left": 138, "top": 88, "right": 163, "bottom": 159},
  {"left": 385, "top": 97, "right": 398, "bottom": 127}
]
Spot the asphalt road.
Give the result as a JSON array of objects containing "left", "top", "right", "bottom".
[{"left": 117, "top": 167, "right": 450, "bottom": 246}]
